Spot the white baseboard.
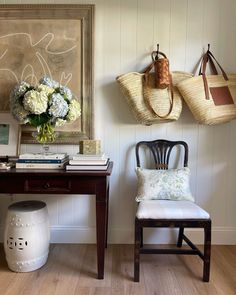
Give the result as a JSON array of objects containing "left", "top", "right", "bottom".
[{"left": 1, "top": 226, "right": 236, "bottom": 245}]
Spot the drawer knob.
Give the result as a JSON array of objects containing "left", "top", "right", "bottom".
[{"left": 43, "top": 182, "right": 50, "bottom": 189}]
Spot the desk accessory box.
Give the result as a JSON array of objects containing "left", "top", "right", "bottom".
[{"left": 80, "top": 140, "right": 101, "bottom": 155}]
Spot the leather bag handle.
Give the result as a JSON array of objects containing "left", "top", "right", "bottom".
[
  {"left": 151, "top": 50, "right": 167, "bottom": 61},
  {"left": 200, "top": 46, "right": 229, "bottom": 100},
  {"left": 142, "top": 60, "right": 174, "bottom": 119}
]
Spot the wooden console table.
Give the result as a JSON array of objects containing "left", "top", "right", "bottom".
[{"left": 0, "top": 161, "right": 113, "bottom": 279}]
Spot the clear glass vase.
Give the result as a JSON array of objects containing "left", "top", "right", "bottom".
[
  {"left": 36, "top": 123, "right": 56, "bottom": 144},
  {"left": 32, "top": 123, "right": 58, "bottom": 154}
]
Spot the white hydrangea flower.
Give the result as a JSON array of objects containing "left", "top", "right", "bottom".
[
  {"left": 66, "top": 99, "right": 81, "bottom": 122},
  {"left": 55, "top": 118, "right": 67, "bottom": 127},
  {"left": 23, "top": 90, "right": 48, "bottom": 114},
  {"left": 37, "top": 84, "right": 55, "bottom": 96},
  {"left": 48, "top": 93, "right": 68, "bottom": 118}
]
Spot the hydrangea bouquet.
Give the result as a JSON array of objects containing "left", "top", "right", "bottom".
[{"left": 10, "top": 77, "right": 81, "bottom": 143}]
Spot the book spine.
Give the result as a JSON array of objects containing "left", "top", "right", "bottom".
[
  {"left": 19, "top": 154, "right": 67, "bottom": 160},
  {"left": 16, "top": 163, "right": 65, "bottom": 169},
  {"left": 18, "top": 159, "right": 65, "bottom": 164},
  {"left": 72, "top": 154, "right": 105, "bottom": 160},
  {"left": 69, "top": 159, "right": 108, "bottom": 165},
  {"left": 66, "top": 165, "right": 108, "bottom": 171}
]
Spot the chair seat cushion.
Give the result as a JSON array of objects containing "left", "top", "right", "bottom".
[{"left": 136, "top": 200, "right": 210, "bottom": 219}]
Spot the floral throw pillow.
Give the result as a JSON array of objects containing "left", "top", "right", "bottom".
[{"left": 135, "top": 167, "right": 194, "bottom": 202}]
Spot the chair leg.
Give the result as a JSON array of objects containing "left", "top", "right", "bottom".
[
  {"left": 177, "top": 227, "right": 184, "bottom": 247},
  {"left": 134, "top": 218, "right": 141, "bottom": 282},
  {"left": 203, "top": 220, "right": 211, "bottom": 282},
  {"left": 140, "top": 227, "right": 143, "bottom": 248}
]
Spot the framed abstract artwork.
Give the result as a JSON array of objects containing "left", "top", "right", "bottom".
[
  {"left": 0, "top": 4, "right": 94, "bottom": 144},
  {"left": 0, "top": 112, "right": 20, "bottom": 156}
]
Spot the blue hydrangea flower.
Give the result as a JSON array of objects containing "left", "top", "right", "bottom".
[
  {"left": 58, "top": 86, "right": 73, "bottom": 101},
  {"left": 11, "top": 101, "right": 29, "bottom": 124},
  {"left": 10, "top": 81, "right": 31, "bottom": 102},
  {"left": 48, "top": 93, "right": 69, "bottom": 118},
  {"left": 39, "top": 76, "right": 59, "bottom": 89}
]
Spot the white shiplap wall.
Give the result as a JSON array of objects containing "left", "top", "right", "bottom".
[{"left": 1, "top": 0, "right": 236, "bottom": 244}]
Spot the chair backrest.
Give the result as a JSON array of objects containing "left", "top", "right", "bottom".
[{"left": 135, "top": 139, "right": 188, "bottom": 169}]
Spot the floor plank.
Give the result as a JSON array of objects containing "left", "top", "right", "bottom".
[{"left": 0, "top": 244, "right": 235, "bottom": 295}]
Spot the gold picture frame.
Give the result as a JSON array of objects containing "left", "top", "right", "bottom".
[{"left": 0, "top": 4, "right": 94, "bottom": 144}]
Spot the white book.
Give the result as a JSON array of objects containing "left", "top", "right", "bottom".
[
  {"left": 66, "top": 164, "right": 108, "bottom": 171},
  {"left": 72, "top": 153, "right": 106, "bottom": 161},
  {"left": 19, "top": 153, "right": 67, "bottom": 160},
  {"left": 16, "top": 162, "right": 67, "bottom": 169},
  {"left": 69, "top": 158, "right": 109, "bottom": 166}
]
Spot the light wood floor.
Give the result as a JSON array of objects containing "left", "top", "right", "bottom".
[{"left": 0, "top": 244, "right": 235, "bottom": 295}]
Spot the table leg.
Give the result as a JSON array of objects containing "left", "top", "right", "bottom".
[
  {"left": 105, "top": 184, "right": 110, "bottom": 248},
  {"left": 96, "top": 191, "right": 107, "bottom": 279}
]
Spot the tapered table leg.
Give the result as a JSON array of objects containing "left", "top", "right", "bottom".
[{"left": 96, "top": 182, "right": 107, "bottom": 279}]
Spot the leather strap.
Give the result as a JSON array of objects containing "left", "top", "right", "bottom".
[
  {"left": 200, "top": 50, "right": 228, "bottom": 100},
  {"left": 142, "top": 60, "right": 174, "bottom": 119},
  {"left": 207, "top": 50, "right": 228, "bottom": 80},
  {"left": 199, "top": 54, "right": 218, "bottom": 76},
  {"left": 151, "top": 50, "right": 167, "bottom": 61}
]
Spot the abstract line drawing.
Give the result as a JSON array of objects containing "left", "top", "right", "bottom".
[{"left": 0, "top": 22, "right": 80, "bottom": 111}]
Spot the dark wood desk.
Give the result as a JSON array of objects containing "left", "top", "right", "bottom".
[{"left": 0, "top": 161, "right": 113, "bottom": 279}]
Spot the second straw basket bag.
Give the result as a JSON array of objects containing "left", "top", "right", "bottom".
[
  {"left": 116, "top": 50, "right": 193, "bottom": 125},
  {"left": 177, "top": 46, "right": 236, "bottom": 125}
]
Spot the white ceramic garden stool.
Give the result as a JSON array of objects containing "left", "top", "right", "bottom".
[{"left": 4, "top": 200, "right": 50, "bottom": 272}]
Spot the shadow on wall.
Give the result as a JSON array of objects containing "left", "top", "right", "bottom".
[
  {"left": 101, "top": 80, "right": 137, "bottom": 125},
  {"left": 101, "top": 77, "right": 200, "bottom": 127}
]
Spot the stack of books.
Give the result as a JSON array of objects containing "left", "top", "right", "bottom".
[
  {"left": 16, "top": 153, "right": 69, "bottom": 170},
  {"left": 66, "top": 153, "right": 109, "bottom": 171}
]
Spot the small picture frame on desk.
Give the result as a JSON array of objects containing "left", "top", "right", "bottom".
[{"left": 0, "top": 113, "right": 21, "bottom": 156}]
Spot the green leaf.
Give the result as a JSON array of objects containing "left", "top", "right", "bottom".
[{"left": 28, "top": 113, "right": 51, "bottom": 127}]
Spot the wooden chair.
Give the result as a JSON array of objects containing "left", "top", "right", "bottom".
[{"left": 134, "top": 139, "right": 211, "bottom": 282}]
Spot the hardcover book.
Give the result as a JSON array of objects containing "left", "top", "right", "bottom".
[
  {"left": 15, "top": 162, "right": 67, "bottom": 169},
  {"left": 69, "top": 158, "right": 109, "bottom": 166},
  {"left": 19, "top": 153, "right": 68, "bottom": 160},
  {"left": 72, "top": 153, "right": 106, "bottom": 161},
  {"left": 17, "top": 156, "right": 69, "bottom": 164},
  {"left": 66, "top": 163, "right": 109, "bottom": 171}
]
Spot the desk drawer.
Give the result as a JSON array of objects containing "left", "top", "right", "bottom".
[{"left": 24, "top": 179, "right": 71, "bottom": 193}]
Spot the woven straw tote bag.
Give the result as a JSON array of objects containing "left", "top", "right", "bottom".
[
  {"left": 177, "top": 47, "right": 236, "bottom": 125},
  {"left": 116, "top": 71, "right": 193, "bottom": 125},
  {"left": 117, "top": 48, "right": 193, "bottom": 125}
]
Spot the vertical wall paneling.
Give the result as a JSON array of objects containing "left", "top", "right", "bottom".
[
  {"left": 228, "top": 120, "right": 236, "bottom": 227},
  {"left": 194, "top": 0, "right": 219, "bottom": 213},
  {"left": 169, "top": 0, "right": 188, "bottom": 71},
  {"left": 102, "top": 0, "right": 121, "bottom": 232},
  {"left": 225, "top": 0, "right": 236, "bottom": 228},
  {"left": 134, "top": 0, "right": 154, "bottom": 144},
  {"left": 150, "top": 0, "right": 170, "bottom": 140},
  {"left": 1, "top": 0, "right": 236, "bottom": 244},
  {"left": 164, "top": 0, "right": 187, "bottom": 146},
  {"left": 181, "top": 0, "right": 203, "bottom": 197},
  {"left": 116, "top": 0, "right": 137, "bottom": 233}
]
